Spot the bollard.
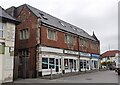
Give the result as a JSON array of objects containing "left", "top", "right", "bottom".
[{"left": 50, "top": 67, "right": 52, "bottom": 80}]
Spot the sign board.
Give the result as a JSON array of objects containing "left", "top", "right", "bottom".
[
  {"left": 91, "top": 54, "right": 100, "bottom": 59},
  {"left": 80, "top": 52, "right": 91, "bottom": 57},
  {"left": 64, "top": 50, "right": 79, "bottom": 55}
]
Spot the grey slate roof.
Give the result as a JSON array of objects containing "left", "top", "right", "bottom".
[
  {"left": 0, "top": 6, "right": 18, "bottom": 23},
  {"left": 26, "top": 4, "right": 97, "bottom": 41}
]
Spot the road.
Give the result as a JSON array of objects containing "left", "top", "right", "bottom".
[
  {"left": 52, "top": 70, "right": 118, "bottom": 83},
  {"left": 13, "top": 70, "right": 118, "bottom": 84}
]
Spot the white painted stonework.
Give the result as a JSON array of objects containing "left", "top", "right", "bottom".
[
  {"left": 0, "top": 22, "right": 15, "bottom": 83},
  {"left": 40, "top": 46, "right": 63, "bottom": 53}
]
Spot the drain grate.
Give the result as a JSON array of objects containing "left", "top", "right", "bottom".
[{"left": 85, "top": 78, "right": 92, "bottom": 80}]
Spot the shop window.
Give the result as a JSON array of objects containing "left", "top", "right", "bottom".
[
  {"left": 49, "top": 58, "right": 55, "bottom": 69},
  {"left": 69, "top": 59, "right": 73, "bottom": 69},
  {"left": 64, "top": 59, "right": 68, "bottom": 69},
  {"left": 107, "top": 57, "right": 110, "bottom": 60},
  {"left": 60, "top": 59, "right": 61, "bottom": 68},
  {"left": 94, "top": 61, "right": 98, "bottom": 68},
  {"left": 48, "top": 29, "right": 57, "bottom": 40},
  {"left": 0, "top": 43, "right": 5, "bottom": 54},
  {"left": 74, "top": 60, "right": 76, "bottom": 70},
  {"left": 80, "top": 60, "right": 83, "bottom": 69},
  {"left": 42, "top": 58, "right": 48, "bottom": 69},
  {"left": 84, "top": 60, "right": 86, "bottom": 69},
  {"left": 86, "top": 60, "right": 89, "bottom": 69}
]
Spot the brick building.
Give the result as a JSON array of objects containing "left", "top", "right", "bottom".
[{"left": 6, "top": 4, "right": 100, "bottom": 79}]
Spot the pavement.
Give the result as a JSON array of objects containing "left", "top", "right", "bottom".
[{"left": 1, "top": 70, "right": 119, "bottom": 85}]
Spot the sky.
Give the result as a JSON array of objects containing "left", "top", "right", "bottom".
[{"left": 0, "top": 0, "right": 119, "bottom": 54}]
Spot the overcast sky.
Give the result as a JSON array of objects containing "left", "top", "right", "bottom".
[{"left": 0, "top": 0, "right": 119, "bottom": 54}]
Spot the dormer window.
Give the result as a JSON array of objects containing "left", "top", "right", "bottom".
[{"left": 59, "top": 21, "right": 66, "bottom": 27}]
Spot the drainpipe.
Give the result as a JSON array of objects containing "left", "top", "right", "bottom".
[
  {"left": 77, "top": 36, "right": 81, "bottom": 72},
  {"left": 36, "top": 18, "right": 42, "bottom": 77}
]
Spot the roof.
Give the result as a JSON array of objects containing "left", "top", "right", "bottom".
[
  {"left": 101, "top": 50, "right": 120, "bottom": 58},
  {"left": 25, "top": 4, "right": 98, "bottom": 41},
  {"left": 0, "top": 6, "right": 19, "bottom": 23}
]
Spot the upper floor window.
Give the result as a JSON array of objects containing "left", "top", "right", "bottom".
[
  {"left": 65, "top": 34, "right": 76, "bottom": 45},
  {"left": 91, "top": 41, "right": 98, "bottom": 50},
  {"left": 80, "top": 38, "right": 88, "bottom": 48},
  {"left": 19, "top": 29, "right": 29, "bottom": 40},
  {"left": 47, "top": 29, "right": 57, "bottom": 40},
  {"left": 0, "top": 22, "right": 3, "bottom": 38}
]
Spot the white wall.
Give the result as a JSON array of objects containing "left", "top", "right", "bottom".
[
  {"left": 0, "top": 22, "right": 15, "bottom": 83},
  {"left": 0, "top": 54, "right": 3, "bottom": 84}
]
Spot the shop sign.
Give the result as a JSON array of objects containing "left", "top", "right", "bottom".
[
  {"left": 91, "top": 54, "right": 100, "bottom": 59},
  {"left": 64, "top": 50, "right": 79, "bottom": 55},
  {"left": 80, "top": 52, "right": 91, "bottom": 57}
]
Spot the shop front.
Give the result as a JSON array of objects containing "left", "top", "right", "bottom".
[
  {"left": 63, "top": 50, "right": 79, "bottom": 73},
  {"left": 80, "top": 52, "right": 91, "bottom": 71},
  {"left": 91, "top": 54, "right": 100, "bottom": 70},
  {"left": 38, "top": 46, "right": 63, "bottom": 76}
]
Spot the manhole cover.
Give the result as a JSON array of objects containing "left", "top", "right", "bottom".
[{"left": 85, "top": 78, "right": 92, "bottom": 80}]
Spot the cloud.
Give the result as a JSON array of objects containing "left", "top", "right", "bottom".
[{"left": 0, "top": 0, "right": 119, "bottom": 53}]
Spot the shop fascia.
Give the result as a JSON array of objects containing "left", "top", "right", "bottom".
[
  {"left": 64, "top": 50, "right": 79, "bottom": 55},
  {"left": 64, "top": 50, "right": 91, "bottom": 57},
  {"left": 79, "top": 52, "right": 91, "bottom": 57},
  {"left": 91, "top": 54, "right": 100, "bottom": 59}
]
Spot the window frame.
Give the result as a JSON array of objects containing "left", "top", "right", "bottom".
[
  {"left": 19, "top": 28, "right": 29, "bottom": 40},
  {"left": 64, "top": 34, "right": 76, "bottom": 45},
  {"left": 0, "top": 22, "right": 4, "bottom": 38},
  {"left": 49, "top": 58, "right": 55, "bottom": 69},
  {"left": 80, "top": 38, "right": 88, "bottom": 48},
  {"left": 42, "top": 57, "right": 49, "bottom": 69},
  {"left": 47, "top": 29, "right": 57, "bottom": 41}
]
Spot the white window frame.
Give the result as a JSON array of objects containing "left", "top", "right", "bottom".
[
  {"left": 19, "top": 28, "right": 29, "bottom": 40},
  {"left": 0, "top": 22, "right": 4, "bottom": 38},
  {"left": 47, "top": 29, "right": 57, "bottom": 41}
]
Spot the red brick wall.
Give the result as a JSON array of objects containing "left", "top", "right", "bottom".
[
  {"left": 40, "top": 25, "right": 100, "bottom": 54},
  {"left": 41, "top": 25, "right": 78, "bottom": 51},
  {"left": 15, "top": 5, "right": 38, "bottom": 78},
  {"left": 15, "top": 6, "right": 38, "bottom": 50}
]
